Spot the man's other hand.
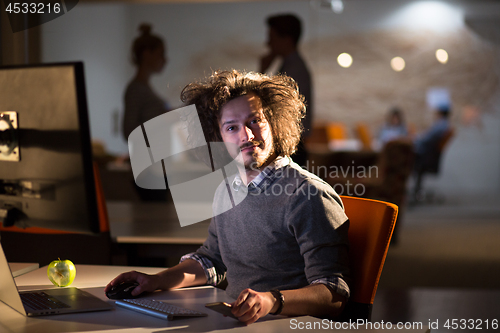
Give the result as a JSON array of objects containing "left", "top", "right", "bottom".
[
  {"left": 230, "top": 288, "right": 277, "bottom": 325},
  {"left": 259, "top": 53, "right": 277, "bottom": 73}
]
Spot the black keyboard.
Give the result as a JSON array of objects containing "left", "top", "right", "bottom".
[
  {"left": 115, "top": 299, "right": 207, "bottom": 321},
  {"left": 20, "top": 292, "right": 70, "bottom": 311}
]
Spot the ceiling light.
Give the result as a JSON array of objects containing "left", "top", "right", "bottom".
[
  {"left": 391, "top": 57, "right": 405, "bottom": 72},
  {"left": 436, "top": 49, "right": 449, "bottom": 64},
  {"left": 337, "top": 53, "right": 353, "bottom": 68}
]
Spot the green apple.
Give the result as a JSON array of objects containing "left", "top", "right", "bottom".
[{"left": 47, "top": 258, "right": 76, "bottom": 287}]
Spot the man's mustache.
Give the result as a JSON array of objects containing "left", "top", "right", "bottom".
[{"left": 240, "top": 141, "right": 263, "bottom": 150}]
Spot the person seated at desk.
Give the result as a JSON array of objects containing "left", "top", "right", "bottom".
[
  {"left": 106, "top": 70, "right": 350, "bottom": 325},
  {"left": 378, "top": 107, "right": 409, "bottom": 145},
  {"left": 414, "top": 106, "right": 451, "bottom": 156},
  {"left": 412, "top": 105, "right": 451, "bottom": 198}
]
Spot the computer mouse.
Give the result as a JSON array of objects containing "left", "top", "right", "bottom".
[{"left": 106, "top": 282, "right": 140, "bottom": 300}]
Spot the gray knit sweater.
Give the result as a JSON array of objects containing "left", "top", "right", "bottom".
[{"left": 195, "top": 160, "right": 350, "bottom": 299}]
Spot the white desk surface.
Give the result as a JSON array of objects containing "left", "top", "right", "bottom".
[
  {"left": 1, "top": 265, "right": 429, "bottom": 333},
  {"left": 8, "top": 262, "right": 39, "bottom": 277}
]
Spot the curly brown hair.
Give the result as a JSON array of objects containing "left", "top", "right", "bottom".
[{"left": 180, "top": 70, "right": 305, "bottom": 157}]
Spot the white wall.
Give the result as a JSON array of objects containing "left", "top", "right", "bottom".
[
  {"left": 433, "top": 91, "right": 500, "bottom": 194},
  {"left": 42, "top": 3, "right": 132, "bottom": 154},
  {"left": 41, "top": 0, "right": 500, "bottom": 194}
]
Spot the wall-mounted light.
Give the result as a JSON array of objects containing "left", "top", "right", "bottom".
[
  {"left": 436, "top": 49, "right": 449, "bottom": 64},
  {"left": 391, "top": 57, "right": 405, "bottom": 72},
  {"left": 330, "top": 0, "right": 344, "bottom": 14},
  {"left": 337, "top": 53, "right": 353, "bottom": 68},
  {"left": 315, "top": 0, "right": 344, "bottom": 14},
  {"left": 382, "top": 1, "right": 463, "bottom": 32}
]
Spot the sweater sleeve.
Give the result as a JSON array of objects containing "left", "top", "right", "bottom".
[
  {"left": 179, "top": 252, "right": 223, "bottom": 286},
  {"left": 285, "top": 178, "right": 351, "bottom": 297},
  {"left": 187, "top": 218, "right": 227, "bottom": 285}
]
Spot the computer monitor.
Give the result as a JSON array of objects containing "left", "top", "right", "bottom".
[{"left": 0, "top": 62, "right": 100, "bottom": 234}]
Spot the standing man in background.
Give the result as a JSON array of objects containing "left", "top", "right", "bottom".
[{"left": 260, "top": 14, "right": 313, "bottom": 167}]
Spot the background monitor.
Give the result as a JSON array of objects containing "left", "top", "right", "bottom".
[{"left": 0, "top": 62, "right": 100, "bottom": 234}]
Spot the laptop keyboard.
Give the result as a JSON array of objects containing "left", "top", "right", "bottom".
[
  {"left": 115, "top": 299, "right": 207, "bottom": 321},
  {"left": 20, "top": 292, "right": 71, "bottom": 310}
]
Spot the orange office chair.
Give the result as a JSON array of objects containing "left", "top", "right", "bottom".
[
  {"left": 338, "top": 195, "right": 398, "bottom": 321},
  {"left": 355, "top": 123, "right": 373, "bottom": 151},
  {"left": 327, "top": 122, "right": 348, "bottom": 141},
  {"left": 0, "top": 163, "right": 112, "bottom": 265}
]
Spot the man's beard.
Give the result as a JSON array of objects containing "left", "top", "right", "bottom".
[{"left": 244, "top": 141, "right": 275, "bottom": 172}]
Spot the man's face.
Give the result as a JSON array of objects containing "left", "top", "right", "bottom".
[
  {"left": 219, "top": 94, "right": 275, "bottom": 171},
  {"left": 267, "top": 27, "right": 287, "bottom": 56}
]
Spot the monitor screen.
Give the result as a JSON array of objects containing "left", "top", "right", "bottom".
[{"left": 0, "top": 62, "right": 100, "bottom": 234}]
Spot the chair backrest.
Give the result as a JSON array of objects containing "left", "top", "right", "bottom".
[
  {"left": 327, "top": 122, "right": 348, "bottom": 141},
  {"left": 438, "top": 128, "right": 454, "bottom": 152},
  {"left": 374, "top": 140, "right": 415, "bottom": 207},
  {"left": 339, "top": 195, "right": 398, "bottom": 321},
  {"left": 355, "top": 123, "right": 373, "bottom": 151},
  {"left": 423, "top": 127, "right": 454, "bottom": 174},
  {"left": 306, "top": 125, "right": 329, "bottom": 145}
]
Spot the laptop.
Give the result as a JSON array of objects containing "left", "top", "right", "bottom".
[{"left": 0, "top": 243, "right": 112, "bottom": 316}]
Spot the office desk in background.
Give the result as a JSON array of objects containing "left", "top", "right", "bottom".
[
  {"left": 108, "top": 201, "right": 210, "bottom": 244},
  {"left": 1, "top": 264, "right": 429, "bottom": 333},
  {"left": 107, "top": 201, "right": 210, "bottom": 266}
]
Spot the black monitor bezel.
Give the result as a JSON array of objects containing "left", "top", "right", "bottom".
[{"left": 0, "top": 61, "right": 100, "bottom": 234}]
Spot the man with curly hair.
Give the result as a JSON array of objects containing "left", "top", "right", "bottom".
[{"left": 106, "top": 70, "right": 350, "bottom": 325}]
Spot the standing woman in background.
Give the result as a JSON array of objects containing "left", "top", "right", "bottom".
[
  {"left": 122, "top": 23, "right": 170, "bottom": 141},
  {"left": 123, "top": 23, "right": 171, "bottom": 201}
]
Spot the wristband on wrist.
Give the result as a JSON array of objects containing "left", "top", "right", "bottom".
[{"left": 269, "top": 289, "right": 284, "bottom": 315}]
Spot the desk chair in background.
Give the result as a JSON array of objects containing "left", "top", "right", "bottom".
[
  {"left": 355, "top": 123, "right": 373, "bottom": 151},
  {"left": 412, "top": 128, "right": 454, "bottom": 203},
  {"left": 324, "top": 140, "right": 413, "bottom": 244},
  {"left": 327, "top": 122, "right": 348, "bottom": 141},
  {"left": 338, "top": 196, "right": 398, "bottom": 321},
  {"left": 0, "top": 163, "right": 113, "bottom": 266}
]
